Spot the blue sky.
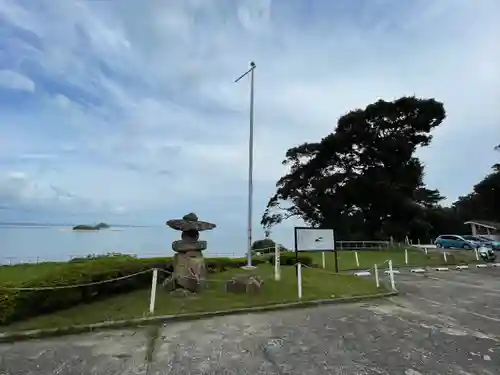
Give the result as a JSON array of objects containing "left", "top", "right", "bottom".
[{"left": 0, "top": 0, "right": 499, "bottom": 248}]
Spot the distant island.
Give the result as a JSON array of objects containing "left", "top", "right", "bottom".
[{"left": 72, "top": 222, "right": 110, "bottom": 231}]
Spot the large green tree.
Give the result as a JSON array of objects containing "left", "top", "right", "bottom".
[
  {"left": 452, "top": 144, "right": 500, "bottom": 223},
  {"left": 453, "top": 163, "right": 500, "bottom": 223},
  {"left": 262, "top": 96, "right": 446, "bottom": 241}
]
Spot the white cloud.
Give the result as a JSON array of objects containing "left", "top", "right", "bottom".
[
  {"left": 20, "top": 153, "right": 56, "bottom": 160},
  {"left": 0, "top": 0, "right": 499, "bottom": 250},
  {"left": 0, "top": 70, "right": 35, "bottom": 91},
  {"left": 7, "top": 171, "right": 26, "bottom": 180}
]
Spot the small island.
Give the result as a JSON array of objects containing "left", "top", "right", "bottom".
[{"left": 72, "top": 222, "right": 110, "bottom": 231}]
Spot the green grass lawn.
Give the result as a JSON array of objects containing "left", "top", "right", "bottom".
[
  {"left": 307, "top": 248, "right": 481, "bottom": 271},
  {"left": 2, "top": 264, "right": 383, "bottom": 332},
  {"left": 424, "top": 249, "right": 482, "bottom": 266},
  {"left": 308, "top": 248, "right": 427, "bottom": 271},
  {"left": 2, "top": 248, "right": 480, "bottom": 333}
]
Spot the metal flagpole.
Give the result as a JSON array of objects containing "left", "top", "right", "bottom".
[{"left": 234, "top": 61, "right": 256, "bottom": 269}]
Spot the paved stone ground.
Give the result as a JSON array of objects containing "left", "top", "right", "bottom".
[{"left": 1, "top": 268, "right": 500, "bottom": 375}]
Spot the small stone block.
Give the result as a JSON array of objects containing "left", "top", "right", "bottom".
[
  {"left": 455, "top": 265, "right": 469, "bottom": 270},
  {"left": 435, "top": 267, "right": 449, "bottom": 271},
  {"left": 476, "top": 264, "right": 487, "bottom": 268},
  {"left": 226, "top": 274, "right": 264, "bottom": 294}
]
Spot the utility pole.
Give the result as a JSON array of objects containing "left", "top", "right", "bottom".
[{"left": 234, "top": 61, "right": 256, "bottom": 269}]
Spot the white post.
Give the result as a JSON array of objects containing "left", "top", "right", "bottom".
[
  {"left": 355, "top": 251, "right": 360, "bottom": 268},
  {"left": 321, "top": 252, "right": 326, "bottom": 269},
  {"left": 297, "top": 263, "right": 303, "bottom": 299},
  {"left": 374, "top": 264, "right": 380, "bottom": 288},
  {"left": 149, "top": 268, "right": 158, "bottom": 314},
  {"left": 424, "top": 247, "right": 428, "bottom": 255},
  {"left": 388, "top": 260, "right": 396, "bottom": 291},
  {"left": 404, "top": 249, "right": 408, "bottom": 265},
  {"left": 443, "top": 252, "right": 447, "bottom": 263},
  {"left": 475, "top": 248, "right": 479, "bottom": 261},
  {"left": 274, "top": 243, "right": 281, "bottom": 281}
]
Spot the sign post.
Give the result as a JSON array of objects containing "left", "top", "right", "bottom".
[
  {"left": 334, "top": 248, "right": 339, "bottom": 273},
  {"left": 274, "top": 243, "right": 281, "bottom": 281},
  {"left": 294, "top": 227, "right": 336, "bottom": 273}
]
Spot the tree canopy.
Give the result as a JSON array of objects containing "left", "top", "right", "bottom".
[
  {"left": 262, "top": 96, "right": 500, "bottom": 241},
  {"left": 453, "top": 163, "right": 500, "bottom": 223},
  {"left": 251, "top": 238, "right": 288, "bottom": 254}
]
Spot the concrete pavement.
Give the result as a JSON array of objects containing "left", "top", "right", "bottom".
[{"left": 1, "top": 268, "right": 500, "bottom": 374}]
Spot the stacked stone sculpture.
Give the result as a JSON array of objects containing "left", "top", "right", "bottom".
[{"left": 165, "top": 212, "right": 216, "bottom": 293}]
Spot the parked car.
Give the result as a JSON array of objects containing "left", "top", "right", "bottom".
[
  {"left": 462, "top": 235, "right": 492, "bottom": 248},
  {"left": 476, "top": 235, "right": 500, "bottom": 250},
  {"left": 434, "top": 235, "right": 476, "bottom": 249}
]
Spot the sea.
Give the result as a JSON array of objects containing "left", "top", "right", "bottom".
[{"left": 0, "top": 223, "right": 244, "bottom": 265}]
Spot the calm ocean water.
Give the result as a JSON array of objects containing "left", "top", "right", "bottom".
[{"left": 0, "top": 224, "right": 243, "bottom": 264}]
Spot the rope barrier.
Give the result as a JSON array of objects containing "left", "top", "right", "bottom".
[
  {"left": 156, "top": 268, "right": 173, "bottom": 276},
  {"left": 0, "top": 248, "right": 299, "bottom": 292},
  {"left": 156, "top": 268, "right": 274, "bottom": 283},
  {"left": 0, "top": 269, "right": 153, "bottom": 291},
  {"left": 0, "top": 260, "right": 283, "bottom": 292}
]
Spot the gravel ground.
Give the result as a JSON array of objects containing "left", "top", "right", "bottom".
[{"left": 1, "top": 268, "right": 500, "bottom": 374}]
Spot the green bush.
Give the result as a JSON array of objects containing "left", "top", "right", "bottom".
[
  {"left": 0, "top": 257, "right": 170, "bottom": 325},
  {"left": 268, "top": 253, "right": 313, "bottom": 266},
  {"left": 205, "top": 257, "right": 267, "bottom": 273},
  {"left": 69, "top": 252, "right": 137, "bottom": 262},
  {"left": 0, "top": 255, "right": 271, "bottom": 325},
  {"left": 252, "top": 238, "right": 289, "bottom": 254}
]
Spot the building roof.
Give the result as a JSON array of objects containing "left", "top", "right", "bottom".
[{"left": 464, "top": 220, "right": 500, "bottom": 230}]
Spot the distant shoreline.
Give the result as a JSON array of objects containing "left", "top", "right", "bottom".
[
  {"left": 57, "top": 228, "right": 124, "bottom": 232},
  {"left": 0, "top": 223, "right": 159, "bottom": 228},
  {"left": 72, "top": 223, "right": 110, "bottom": 231}
]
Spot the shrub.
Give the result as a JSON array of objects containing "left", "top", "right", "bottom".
[
  {"left": 0, "top": 255, "right": 270, "bottom": 325},
  {"left": 206, "top": 257, "right": 268, "bottom": 273},
  {"left": 69, "top": 252, "right": 137, "bottom": 262},
  {"left": 0, "top": 257, "right": 171, "bottom": 325},
  {"left": 268, "top": 253, "right": 313, "bottom": 266},
  {"left": 252, "top": 238, "right": 289, "bottom": 255}
]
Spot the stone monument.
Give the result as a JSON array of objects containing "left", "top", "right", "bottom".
[{"left": 165, "top": 212, "right": 216, "bottom": 293}]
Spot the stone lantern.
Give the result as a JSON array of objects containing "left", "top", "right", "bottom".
[{"left": 165, "top": 212, "right": 216, "bottom": 292}]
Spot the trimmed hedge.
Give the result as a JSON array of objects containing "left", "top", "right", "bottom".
[
  {"left": 268, "top": 253, "right": 314, "bottom": 266},
  {"left": 0, "top": 255, "right": 273, "bottom": 325},
  {"left": 0, "top": 257, "right": 167, "bottom": 325}
]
